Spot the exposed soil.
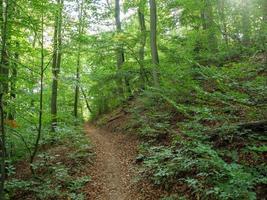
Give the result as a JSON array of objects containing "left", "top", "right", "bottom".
[
  {"left": 84, "top": 123, "right": 139, "bottom": 200},
  {"left": 83, "top": 123, "right": 163, "bottom": 200}
]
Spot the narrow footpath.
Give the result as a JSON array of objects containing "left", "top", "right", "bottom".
[{"left": 83, "top": 124, "right": 142, "bottom": 200}]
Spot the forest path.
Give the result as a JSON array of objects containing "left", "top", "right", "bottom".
[{"left": 84, "top": 123, "right": 141, "bottom": 200}]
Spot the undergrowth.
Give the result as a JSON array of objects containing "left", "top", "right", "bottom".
[
  {"left": 5, "top": 123, "right": 94, "bottom": 200},
  {"left": 118, "top": 62, "right": 267, "bottom": 200}
]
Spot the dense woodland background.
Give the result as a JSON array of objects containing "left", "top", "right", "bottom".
[{"left": 0, "top": 0, "right": 266, "bottom": 199}]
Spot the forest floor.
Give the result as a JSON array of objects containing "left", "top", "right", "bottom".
[
  {"left": 84, "top": 123, "right": 140, "bottom": 200},
  {"left": 83, "top": 123, "right": 163, "bottom": 200}
]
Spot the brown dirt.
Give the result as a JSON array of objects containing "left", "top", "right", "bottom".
[
  {"left": 84, "top": 123, "right": 140, "bottom": 200},
  {"left": 83, "top": 123, "right": 164, "bottom": 200}
]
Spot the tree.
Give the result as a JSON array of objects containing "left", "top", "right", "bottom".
[
  {"left": 138, "top": 1, "right": 147, "bottom": 89},
  {"left": 0, "top": 0, "right": 9, "bottom": 197},
  {"left": 30, "top": 3, "right": 45, "bottom": 173},
  {"left": 115, "top": 0, "right": 126, "bottom": 96},
  {"left": 262, "top": 0, "right": 267, "bottom": 67},
  {"left": 51, "top": 0, "right": 63, "bottom": 131},
  {"left": 74, "top": 0, "right": 84, "bottom": 118},
  {"left": 241, "top": 0, "right": 250, "bottom": 45},
  {"left": 149, "top": 0, "right": 159, "bottom": 87},
  {"left": 218, "top": 0, "right": 229, "bottom": 46},
  {"left": 203, "top": 0, "right": 218, "bottom": 51},
  {"left": 8, "top": 41, "right": 19, "bottom": 120}
]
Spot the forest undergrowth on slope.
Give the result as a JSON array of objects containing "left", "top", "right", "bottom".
[{"left": 96, "top": 59, "right": 266, "bottom": 200}]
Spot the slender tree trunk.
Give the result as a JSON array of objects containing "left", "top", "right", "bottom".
[
  {"left": 30, "top": 10, "right": 44, "bottom": 174},
  {"left": 74, "top": 51, "right": 80, "bottom": 118},
  {"left": 262, "top": 0, "right": 267, "bottom": 68},
  {"left": 30, "top": 33, "right": 37, "bottom": 108},
  {"left": 218, "top": 0, "right": 228, "bottom": 46},
  {"left": 203, "top": 0, "right": 217, "bottom": 51},
  {"left": 201, "top": 9, "right": 207, "bottom": 30},
  {"left": 0, "top": 93, "right": 4, "bottom": 200},
  {"left": 8, "top": 2, "right": 17, "bottom": 120},
  {"left": 51, "top": 0, "right": 63, "bottom": 131},
  {"left": 1, "top": 0, "right": 8, "bottom": 94},
  {"left": 241, "top": 0, "right": 250, "bottom": 45},
  {"left": 8, "top": 41, "right": 19, "bottom": 120},
  {"left": 0, "top": 0, "right": 8, "bottom": 198},
  {"left": 115, "top": 0, "right": 129, "bottom": 96},
  {"left": 138, "top": 5, "right": 146, "bottom": 89},
  {"left": 149, "top": 0, "right": 159, "bottom": 87},
  {"left": 80, "top": 86, "right": 92, "bottom": 113},
  {"left": 51, "top": 1, "right": 59, "bottom": 131},
  {"left": 74, "top": 0, "right": 84, "bottom": 118}
]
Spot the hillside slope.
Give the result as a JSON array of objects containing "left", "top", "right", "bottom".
[{"left": 95, "top": 64, "right": 267, "bottom": 200}]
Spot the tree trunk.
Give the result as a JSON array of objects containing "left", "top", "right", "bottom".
[
  {"left": 218, "top": 0, "right": 229, "bottom": 46},
  {"left": 0, "top": 0, "right": 8, "bottom": 198},
  {"left": 51, "top": 0, "right": 63, "bottom": 131},
  {"left": 149, "top": 0, "right": 159, "bottom": 87},
  {"left": 0, "top": 94, "right": 5, "bottom": 200},
  {"left": 80, "top": 86, "right": 92, "bottom": 113},
  {"left": 30, "top": 10, "right": 44, "bottom": 174},
  {"left": 203, "top": 0, "right": 218, "bottom": 52},
  {"left": 115, "top": 0, "right": 130, "bottom": 96},
  {"left": 138, "top": 5, "right": 146, "bottom": 89},
  {"left": 262, "top": 0, "right": 267, "bottom": 68},
  {"left": 241, "top": 0, "right": 250, "bottom": 45},
  {"left": 74, "top": 0, "right": 84, "bottom": 118},
  {"left": 8, "top": 41, "right": 19, "bottom": 120},
  {"left": 74, "top": 51, "right": 80, "bottom": 118},
  {"left": 1, "top": 0, "right": 8, "bottom": 94},
  {"left": 30, "top": 33, "right": 37, "bottom": 108}
]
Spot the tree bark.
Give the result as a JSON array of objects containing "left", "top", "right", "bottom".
[
  {"left": 0, "top": 0, "right": 8, "bottom": 198},
  {"left": 241, "top": 0, "right": 250, "bottom": 45},
  {"left": 1, "top": 0, "right": 8, "bottom": 94},
  {"left": 30, "top": 33, "right": 37, "bottom": 108},
  {"left": 30, "top": 10, "right": 44, "bottom": 174},
  {"left": 74, "top": 51, "right": 80, "bottom": 118},
  {"left": 218, "top": 0, "right": 229, "bottom": 46},
  {"left": 149, "top": 0, "right": 159, "bottom": 87},
  {"left": 203, "top": 0, "right": 218, "bottom": 51},
  {"left": 262, "top": 0, "right": 267, "bottom": 68},
  {"left": 51, "top": 0, "right": 63, "bottom": 131},
  {"left": 0, "top": 94, "right": 5, "bottom": 200},
  {"left": 74, "top": 0, "right": 84, "bottom": 118},
  {"left": 80, "top": 86, "right": 92, "bottom": 113},
  {"left": 115, "top": 0, "right": 130, "bottom": 96},
  {"left": 138, "top": 4, "right": 146, "bottom": 89},
  {"left": 8, "top": 41, "right": 19, "bottom": 120}
]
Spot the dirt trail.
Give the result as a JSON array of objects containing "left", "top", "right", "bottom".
[{"left": 84, "top": 124, "right": 141, "bottom": 200}]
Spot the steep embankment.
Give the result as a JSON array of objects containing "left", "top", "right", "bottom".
[{"left": 91, "top": 86, "right": 267, "bottom": 200}]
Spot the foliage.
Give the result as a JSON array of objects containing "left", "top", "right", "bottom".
[
  {"left": 0, "top": 0, "right": 266, "bottom": 199},
  {"left": 6, "top": 124, "right": 93, "bottom": 199},
  {"left": 126, "top": 61, "right": 266, "bottom": 199}
]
